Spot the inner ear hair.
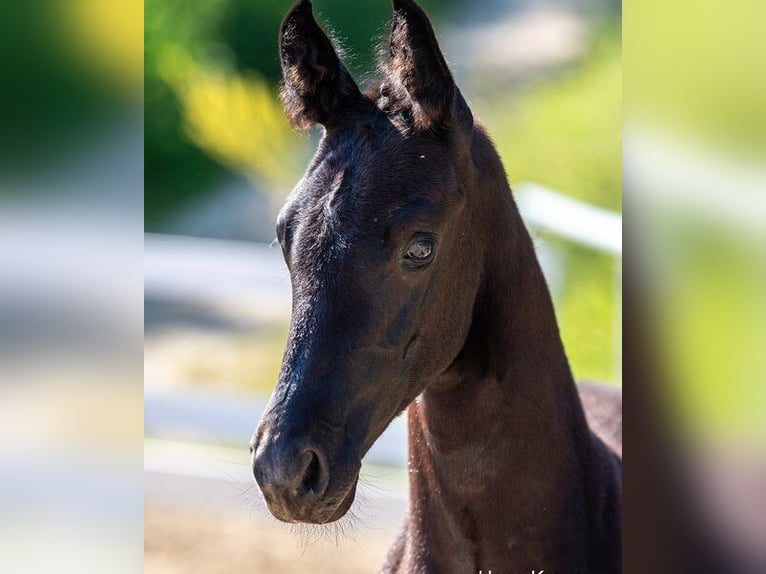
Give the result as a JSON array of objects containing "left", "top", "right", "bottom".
[
  {"left": 279, "top": 0, "right": 363, "bottom": 130},
  {"left": 385, "top": 0, "right": 456, "bottom": 131}
]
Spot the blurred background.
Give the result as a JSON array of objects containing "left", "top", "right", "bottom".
[
  {"left": 144, "top": 0, "right": 622, "bottom": 572},
  {"left": 624, "top": 1, "right": 766, "bottom": 570},
  {"left": 0, "top": 0, "right": 762, "bottom": 571},
  {"left": 0, "top": 1, "right": 143, "bottom": 573}
]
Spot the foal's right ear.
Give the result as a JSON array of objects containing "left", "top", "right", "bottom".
[{"left": 279, "top": 0, "right": 363, "bottom": 130}]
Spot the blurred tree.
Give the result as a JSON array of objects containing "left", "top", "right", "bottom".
[
  {"left": 159, "top": 49, "right": 306, "bottom": 188},
  {"left": 144, "top": 0, "right": 450, "bottom": 228},
  {"left": 145, "top": 0, "right": 230, "bottom": 227},
  {"left": 66, "top": 0, "right": 144, "bottom": 92},
  {"left": 0, "top": 1, "right": 136, "bottom": 179}
]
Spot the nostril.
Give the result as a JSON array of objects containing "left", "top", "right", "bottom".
[{"left": 298, "top": 450, "right": 322, "bottom": 497}]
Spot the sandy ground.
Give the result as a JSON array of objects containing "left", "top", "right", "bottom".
[
  {"left": 145, "top": 505, "right": 395, "bottom": 574},
  {"left": 144, "top": 506, "right": 393, "bottom": 574},
  {"left": 143, "top": 405, "right": 408, "bottom": 574}
]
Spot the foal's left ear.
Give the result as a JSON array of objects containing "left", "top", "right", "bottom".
[
  {"left": 279, "top": 0, "right": 363, "bottom": 130},
  {"left": 388, "top": 0, "right": 472, "bottom": 133}
]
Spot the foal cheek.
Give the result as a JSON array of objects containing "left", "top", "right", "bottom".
[
  {"left": 409, "top": 292, "right": 475, "bottom": 377},
  {"left": 381, "top": 294, "right": 422, "bottom": 350}
]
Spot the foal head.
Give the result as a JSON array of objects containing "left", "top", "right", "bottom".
[{"left": 252, "top": 0, "right": 492, "bottom": 524}]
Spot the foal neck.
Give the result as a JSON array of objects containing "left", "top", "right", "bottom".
[{"left": 398, "top": 130, "right": 615, "bottom": 572}]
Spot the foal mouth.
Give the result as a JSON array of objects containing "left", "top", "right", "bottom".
[{"left": 314, "top": 474, "right": 359, "bottom": 524}]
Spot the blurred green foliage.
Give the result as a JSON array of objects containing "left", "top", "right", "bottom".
[
  {"left": 488, "top": 34, "right": 621, "bottom": 212},
  {"left": 158, "top": 49, "right": 305, "bottom": 190},
  {"left": 0, "top": 0, "right": 139, "bottom": 179},
  {"left": 657, "top": 225, "right": 766, "bottom": 440},
  {"left": 625, "top": 0, "right": 766, "bottom": 156},
  {"left": 145, "top": 0, "right": 448, "bottom": 227},
  {"left": 484, "top": 33, "right": 622, "bottom": 383}
]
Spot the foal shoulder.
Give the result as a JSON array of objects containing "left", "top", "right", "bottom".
[{"left": 577, "top": 381, "right": 622, "bottom": 458}]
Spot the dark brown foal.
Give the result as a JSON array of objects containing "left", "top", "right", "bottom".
[{"left": 250, "top": 1, "right": 621, "bottom": 572}]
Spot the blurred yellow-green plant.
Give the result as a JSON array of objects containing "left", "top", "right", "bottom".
[
  {"left": 625, "top": 0, "right": 766, "bottom": 155},
  {"left": 143, "top": 0, "right": 453, "bottom": 226},
  {"left": 65, "top": 0, "right": 144, "bottom": 91},
  {"left": 656, "top": 225, "right": 766, "bottom": 442},
  {"left": 483, "top": 35, "right": 622, "bottom": 384},
  {"left": 0, "top": 1, "right": 140, "bottom": 170},
  {"left": 159, "top": 49, "right": 306, "bottom": 189},
  {"left": 488, "top": 35, "right": 622, "bottom": 212}
]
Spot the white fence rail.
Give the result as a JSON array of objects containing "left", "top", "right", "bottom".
[{"left": 516, "top": 183, "right": 622, "bottom": 255}]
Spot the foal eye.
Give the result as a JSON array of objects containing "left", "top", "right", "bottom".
[{"left": 404, "top": 238, "right": 436, "bottom": 265}]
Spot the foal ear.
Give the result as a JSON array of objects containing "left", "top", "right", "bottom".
[
  {"left": 388, "top": 0, "right": 472, "bottom": 132},
  {"left": 279, "top": 0, "right": 363, "bottom": 130}
]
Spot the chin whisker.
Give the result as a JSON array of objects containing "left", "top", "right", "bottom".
[
  {"left": 287, "top": 503, "right": 364, "bottom": 553},
  {"left": 358, "top": 472, "right": 397, "bottom": 496}
]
